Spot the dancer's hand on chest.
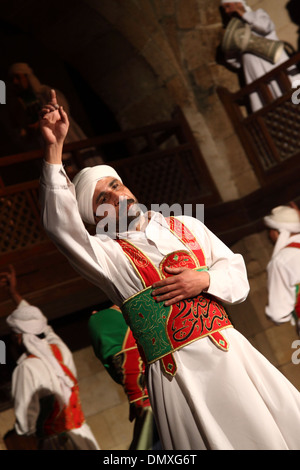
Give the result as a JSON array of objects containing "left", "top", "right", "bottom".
[{"left": 151, "top": 267, "right": 210, "bottom": 306}]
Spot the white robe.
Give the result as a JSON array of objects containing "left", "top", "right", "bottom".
[
  {"left": 226, "top": 9, "right": 300, "bottom": 111},
  {"left": 40, "top": 161, "right": 300, "bottom": 450},
  {"left": 266, "top": 233, "right": 300, "bottom": 324},
  {"left": 12, "top": 324, "right": 100, "bottom": 450}
]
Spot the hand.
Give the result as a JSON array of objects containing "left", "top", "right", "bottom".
[
  {"left": 234, "top": 4, "right": 246, "bottom": 17},
  {"left": 39, "top": 89, "right": 69, "bottom": 147},
  {"left": 222, "top": 3, "right": 245, "bottom": 17},
  {"left": 152, "top": 267, "right": 210, "bottom": 306}
]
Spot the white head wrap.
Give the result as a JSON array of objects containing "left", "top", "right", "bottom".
[
  {"left": 72, "top": 165, "right": 122, "bottom": 225},
  {"left": 264, "top": 205, "right": 300, "bottom": 257},
  {"left": 220, "top": 0, "right": 252, "bottom": 12},
  {"left": 8, "top": 63, "right": 44, "bottom": 94},
  {"left": 7, "top": 301, "right": 73, "bottom": 406}
]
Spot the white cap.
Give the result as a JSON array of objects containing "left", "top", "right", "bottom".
[
  {"left": 220, "top": 0, "right": 252, "bottom": 12},
  {"left": 7, "top": 301, "right": 73, "bottom": 405},
  {"left": 264, "top": 205, "right": 300, "bottom": 233},
  {"left": 72, "top": 165, "right": 122, "bottom": 225},
  {"left": 264, "top": 206, "right": 300, "bottom": 257}
]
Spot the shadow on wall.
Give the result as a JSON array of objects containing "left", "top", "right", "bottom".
[{"left": 286, "top": 0, "right": 300, "bottom": 52}]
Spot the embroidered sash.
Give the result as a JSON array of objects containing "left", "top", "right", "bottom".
[{"left": 118, "top": 217, "right": 232, "bottom": 376}]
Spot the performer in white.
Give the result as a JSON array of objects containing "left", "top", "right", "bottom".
[
  {"left": 39, "top": 91, "right": 300, "bottom": 450},
  {"left": 220, "top": 1, "right": 300, "bottom": 111},
  {"left": 264, "top": 205, "right": 300, "bottom": 334},
  {"left": 1, "top": 265, "right": 100, "bottom": 450}
]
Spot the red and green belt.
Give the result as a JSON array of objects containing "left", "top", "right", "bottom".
[{"left": 118, "top": 217, "right": 232, "bottom": 376}]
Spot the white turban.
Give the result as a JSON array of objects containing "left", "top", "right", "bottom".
[
  {"left": 7, "top": 300, "right": 73, "bottom": 406},
  {"left": 7, "top": 302, "right": 47, "bottom": 335},
  {"left": 72, "top": 165, "right": 122, "bottom": 225},
  {"left": 220, "top": 0, "right": 252, "bottom": 12},
  {"left": 264, "top": 206, "right": 300, "bottom": 257}
]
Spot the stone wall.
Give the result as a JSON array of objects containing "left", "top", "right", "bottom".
[
  {"left": 88, "top": 0, "right": 260, "bottom": 201},
  {"left": 82, "top": 0, "right": 299, "bottom": 201}
]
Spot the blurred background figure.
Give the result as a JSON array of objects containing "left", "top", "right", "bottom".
[
  {"left": 1, "top": 265, "right": 100, "bottom": 450},
  {"left": 88, "top": 305, "right": 160, "bottom": 450},
  {"left": 264, "top": 205, "right": 300, "bottom": 336},
  {"left": 220, "top": 0, "right": 300, "bottom": 111},
  {"left": 7, "top": 62, "right": 103, "bottom": 178},
  {"left": 8, "top": 63, "right": 86, "bottom": 148}
]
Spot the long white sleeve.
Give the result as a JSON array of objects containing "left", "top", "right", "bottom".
[
  {"left": 178, "top": 216, "right": 250, "bottom": 305},
  {"left": 40, "top": 162, "right": 105, "bottom": 282},
  {"left": 39, "top": 161, "right": 122, "bottom": 302},
  {"left": 12, "top": 360, "right": 41, "bottom": 435}
]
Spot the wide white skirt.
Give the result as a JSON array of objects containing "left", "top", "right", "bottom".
[{"left": 147, "top": 328, "right": 300, "bottom": 450}]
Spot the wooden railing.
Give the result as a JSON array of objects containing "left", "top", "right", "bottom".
[
  {"left": 0, "top": 107, "right": 220, "bottom": 202},
  {"left": 217, "top": 52, "right": 300, "bottom": 185},
  {"left": 0, "top": 181, "right": 46, "bottom": 257}
]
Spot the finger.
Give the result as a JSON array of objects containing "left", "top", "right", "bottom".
[
  {"left": 155, "top": 290, "right": 185, "bottom": 306},
  {"left": 50, "top": 89, "right": 57, "bottom": 105},
  {"left": 42, "top": 104, "right": 57, "bottom": 113},
  {"left": 164, "top": 295, "right": 184, "bottom": 306},
  {"left": 154, "top": 289, "right": 182, "bottom": 303},
  {"left": 152, "top": 276, "right": 177, "bottom": 289},
  {"left": 39, "top": 105, "right": 57, "bottom": 118},
  {"left": 59, "top": 106, "right": 68, "bottom": 124},
  {"left": 164, "top": 266, "right": 186, "bottom": 274},
  {"left": 152, "top": 283, "right": 179, "bottom": 296}
]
